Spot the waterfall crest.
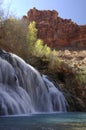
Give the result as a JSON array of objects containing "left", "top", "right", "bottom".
[{"left": 0, "top": 50, "right": 67, "bottom": 115}]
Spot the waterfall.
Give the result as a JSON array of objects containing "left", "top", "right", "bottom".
[
  {"left": 42, "top": 75, "right": 67, "bottom": 111},
  {"left": 0, "top": 50, "right": 67, "bottom": 115}
]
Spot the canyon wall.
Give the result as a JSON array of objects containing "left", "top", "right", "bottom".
[{"left": 24, "top": 8, "right": 86, "bottom": 49}]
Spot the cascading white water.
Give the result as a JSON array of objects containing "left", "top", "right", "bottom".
[
  {"left": 0, "top": 58, "right": 35, "bottom": 115},
  {"left": 0, "top": 50, "right": 67, "bottom": 115},
  {"left": 42, "top": 75, "right": 67, "bottom": 111}
]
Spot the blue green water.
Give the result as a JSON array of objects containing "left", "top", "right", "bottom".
[{"left": 0, "top": 112, "right": 86, "bottom": 130}]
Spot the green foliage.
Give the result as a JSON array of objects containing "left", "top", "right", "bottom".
[
  {"left": 27, "top": 21, "right": 37, "bottom": 54},
  {"left": 34, "top": 39, "right": 51, "bottom": 57},
  {"left": 27, "top": 21, "right": 52, "bottom": 57},
  {"left": 48, "top": 52, "right": 62, "bottom": 71},
  {"left": 76, "top": 67, "right": 86, "bottom": 87},
  {"left": 34, "top": 39, "right": 43, "bottom": 56},
  {"left": 42, "top": 44, "right": 51, "bottom": 56},
  {"left": 26, "top": 21, "right": 62, "bottom": 70},
  {"left": 0, "top": 17, "right": 28, "bottom": 59},
  {"left": 27, "top": 21, "right": 37, "bottom": 43}
]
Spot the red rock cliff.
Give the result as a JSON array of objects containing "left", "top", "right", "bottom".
[{"left": 24, "top": 8, "right": 86, "bottom": 49}]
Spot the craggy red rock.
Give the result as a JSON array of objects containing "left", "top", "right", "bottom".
[{"left": 24, "top": 8, "right": 86, "bottom": 49}]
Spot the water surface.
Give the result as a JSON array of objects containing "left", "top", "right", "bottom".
[{"left": 0, "top": 112, "right": 86, "bottom": 130}]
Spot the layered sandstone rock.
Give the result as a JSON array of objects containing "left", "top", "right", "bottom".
[
  {"left": 70, "top": 25, "right": 86, "bottom": 48},
  {"left": 24, "top": 8, "right": 86, "bottom": 49}
]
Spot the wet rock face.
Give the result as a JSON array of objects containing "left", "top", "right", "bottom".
[
  {"left": 24, "top": 8, "right": 86, "bottom": 49},
  {"left": 0, "top": 49, "right": 12, "bottom": 62}
]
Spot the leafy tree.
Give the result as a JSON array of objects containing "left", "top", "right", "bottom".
[
  {"left": 27, "top": 21, "right": 52, "bottom": 57},
  {"left": 0, "top": 17, "right": 28, "bottom": 59},
  {"left": 34, "top": 39, "right": 43, "bottom": 56},
  {"left": 42, "top": 44, "right": 51, "bottom": 57},
  {"left": 27, "top": 21, "right": 37, "bottom": 54}
]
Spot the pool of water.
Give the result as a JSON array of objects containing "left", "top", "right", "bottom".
[{"left": 0, "top": 112, "right": 86, "bottom": 130}]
